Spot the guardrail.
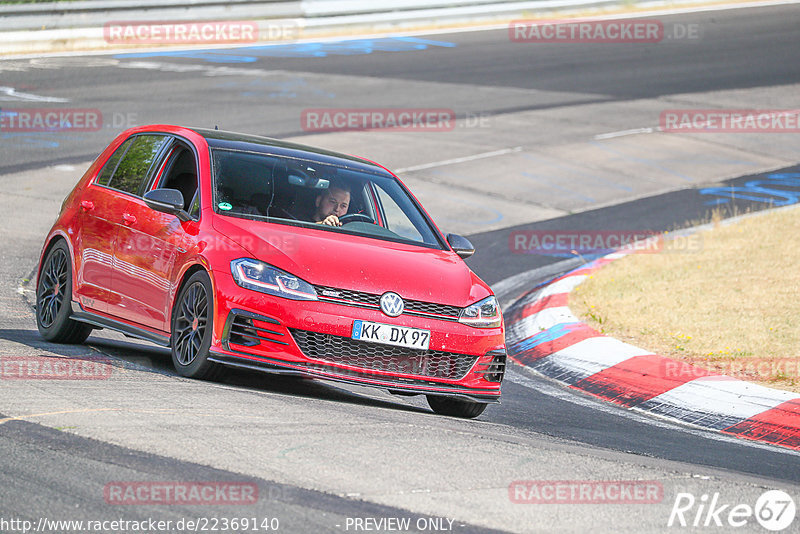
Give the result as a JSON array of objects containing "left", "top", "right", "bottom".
[
  {"left": 0, "top": 0, "right": 302, "bottom": 31},
  {"left": 0, "top": 0, "right": 700, "bottom": 54},
  {"left": 1, "top": 0, "right": 627, "bottom": 31}
]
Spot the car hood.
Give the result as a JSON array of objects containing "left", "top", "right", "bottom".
[{"left": 212, "top": 216, "right": 491, "bottom": 307}]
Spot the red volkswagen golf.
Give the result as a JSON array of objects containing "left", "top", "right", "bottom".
[{"left": 36, "top": 125, "right": 505, "bottom": 417}]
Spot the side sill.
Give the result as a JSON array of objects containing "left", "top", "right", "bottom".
[{"left": 69, "top": 301, "right": 171, "bottom": 347}]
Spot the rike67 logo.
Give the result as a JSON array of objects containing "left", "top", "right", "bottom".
[{"left": 668, "top": 490, "right": 796, "bottom": 531}]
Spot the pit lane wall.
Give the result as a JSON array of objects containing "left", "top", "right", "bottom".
[
  {"left": 0, "top": 0, "right": 706, "bottom": 54},
  {"left": 505, "top": 250, "right": 800, "bottom": 451}
]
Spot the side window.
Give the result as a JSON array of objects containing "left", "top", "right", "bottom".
[
  {"left": 373, "top": 184, "right": 424, "bottom": 242},
  {"left": 96, "top": 138, "right": 133, "bottom": 187},
  {"left": 106, "top": 135, "right": 168, "bottom": 196},
  {"left": 157, "top": 145, "right": 200, "bottom": 218},
  {"left": 212, "top": 150, "right": 278, "bottom": 216}
]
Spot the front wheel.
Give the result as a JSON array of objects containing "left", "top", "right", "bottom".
[
  {"left": 171, "top": 270, "right": 224, "bottom": 380},
  {"left": 426, "top": 395, "right": 488, "bottom": 418},
  {"left": 36, "top": 240, "right": 92, "bottom": 344}
]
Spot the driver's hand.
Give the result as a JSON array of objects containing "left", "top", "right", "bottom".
[{"left": 318, "top": 215, "right": 342, "bottom": 227}]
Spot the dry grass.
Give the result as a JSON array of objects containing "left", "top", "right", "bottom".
[{"left": 572, "top": 205, "right": 800, "bottom": 393}]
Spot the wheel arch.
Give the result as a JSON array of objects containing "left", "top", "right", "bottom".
[
  {"left": 167, "top": 261, "right": 224, "bottom": 380},
  {"left": 37, "top": 232, "right": 76, "bottom": 294},
  {"left": 168, "top": 262, "right": 215, "bottom": 332}
]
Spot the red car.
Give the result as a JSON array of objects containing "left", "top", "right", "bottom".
[{"left": 35, "top": 125, "right": 505, "bottom": 417}]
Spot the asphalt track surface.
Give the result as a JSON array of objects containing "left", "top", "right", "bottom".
[
  {"left": 2, "top": 5, "right": 799, "bottom": 173},
  {"left": 2, "top": 4, "right": 800, "bottom": 533}
]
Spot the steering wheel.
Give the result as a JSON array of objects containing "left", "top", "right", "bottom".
[{"left": 338, "top": 213, "right": 375, "bottom": 225}]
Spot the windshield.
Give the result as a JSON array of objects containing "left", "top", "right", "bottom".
[{"left": 211, "top": 148, "right": 443, "bottom": 248}]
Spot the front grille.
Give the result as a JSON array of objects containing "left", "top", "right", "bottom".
[
  {"left": 315, "top": 286, "right": 380, "bottom": 307},
  {"left": 313, "top": 285, "right": 461, "bottom": 320},
  {"left": 289, "top": 328, "right": 478, "bottom": 380},
  {"left": 404, "top": 299, "right": 461, "bottom": 318}
]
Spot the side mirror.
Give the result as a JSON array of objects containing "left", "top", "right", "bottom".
[
  {"left": 447, "top": 233, "right": 475, "bottom": 259},
  {"left": 143, "top": 188, "right": 189, "bottom": 221}
]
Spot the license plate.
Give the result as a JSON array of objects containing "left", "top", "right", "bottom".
[{"left": 352, "top": 320, "right": 430, "bottom": 350}]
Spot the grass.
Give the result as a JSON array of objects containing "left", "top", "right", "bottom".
[{"left": 572, "top": 205, "right": 800, "bottom": 393}]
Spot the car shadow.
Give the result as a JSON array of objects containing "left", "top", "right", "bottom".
[
  {"left": 0, "top": 328, "right": 107, "bottom": 357},
  {"left": 222, "top": 368, "right": 430, "bottom": 414},
  {"left": 0, "top": 327, "right": 429, "bottom": 415},
  {"left": 92, "top": 336, "right": 430, "bottom": 414}
]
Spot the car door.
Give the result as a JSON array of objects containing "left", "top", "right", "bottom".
[
  {"left": 96, "top": 133, "right": 172, "bottom": 330},
  {"left": 73, "top": 138, "right": 134, "bottom": 314},
  {"left": 111, "top": 137, "right": 201, "bottom": 331}
]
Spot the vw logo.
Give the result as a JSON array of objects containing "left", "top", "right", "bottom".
[{"left": 379, "top": 292, "right": 404, "bottom": 317}]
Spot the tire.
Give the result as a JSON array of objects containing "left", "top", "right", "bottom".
[
  {"left": 426, "top": 395, "right": 488, "bottom": 419},
  {"left": 170, "top": 270, "right": 224, "bottom": 380},
  {"left": 36, "top": 240, "right": 92, "bottom": 344}
]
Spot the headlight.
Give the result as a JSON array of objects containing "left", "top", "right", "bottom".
[
  {"left": 459, "top": 296, "right": 501, "bottom": 328},
  {"left": 231, "top": 259, "right": 317, "bottom": 301}
]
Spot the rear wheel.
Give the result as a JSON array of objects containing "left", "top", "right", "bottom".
[
  {"left": 426, "top": 395, "right": 488, "bottom": 418},
  {"left": 36, "top": 241, "right": 92, "bottom": 344},
  {"left": 171, "top": 271, "right": 224, "bottom": 380}
]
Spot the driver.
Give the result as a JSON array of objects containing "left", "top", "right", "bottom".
[{"left": 309, "top": 181, "right": 350, "bottom": 226}]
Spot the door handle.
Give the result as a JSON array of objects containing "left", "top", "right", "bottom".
[
  {"left": 122, "top": 213, "right": 137, "bottom": 225},
  {"left": 80, "top": 200, "right": 94, "bottom": 211}
]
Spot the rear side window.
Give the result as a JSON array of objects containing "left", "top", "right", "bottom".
[
  {"left": 102, "top": 135, "right": 168, "bottom": 196},
  {"left": 96, "top": 138, "right": 132, "bottom": 187}
]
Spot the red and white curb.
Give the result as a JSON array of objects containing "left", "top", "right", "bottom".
[{"left": 505, "top": 251, "right": 800, "bottom": 451}]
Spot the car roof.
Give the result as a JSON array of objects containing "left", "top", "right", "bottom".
[{"left": 190, "top": 127, "right": 392, "bottom": 177}]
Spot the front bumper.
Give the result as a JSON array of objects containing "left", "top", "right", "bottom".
[{"left": 209, "top": 273, "right": 505, "bottom": 403}]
